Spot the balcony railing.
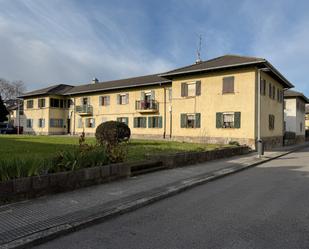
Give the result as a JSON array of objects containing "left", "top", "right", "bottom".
[
  {"left": 75, "top": 105, "right": 93, "bottom": 115},
  {"left": 135, "top": 100, "right": 158, "bottom": 112}
]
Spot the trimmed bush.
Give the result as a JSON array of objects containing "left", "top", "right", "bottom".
[{"left": 95, "top": 121, "right": 131, "bottom": 146}]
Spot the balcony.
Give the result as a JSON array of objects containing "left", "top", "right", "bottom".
[
  {"left": 75, "top": 105, "right": 93, "bottom": 116},
  {"left": 135, "top": 100, "right": 159, "bottom": 113}
]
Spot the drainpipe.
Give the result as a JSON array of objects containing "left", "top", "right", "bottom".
[{"left": 163, "top": 87, "right": 166, "bottom": 139}]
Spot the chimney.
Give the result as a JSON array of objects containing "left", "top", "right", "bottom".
[{"left": 92, "top": 77, "right": 99, "bottom": 84}]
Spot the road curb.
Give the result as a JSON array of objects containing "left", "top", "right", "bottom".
[{"left": 2, "top": 144, "right": 308, "bottom": 249}]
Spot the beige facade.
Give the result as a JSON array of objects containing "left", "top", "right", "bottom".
[{"left": 20, "top": 55, "right": 293, "bottom": 149}]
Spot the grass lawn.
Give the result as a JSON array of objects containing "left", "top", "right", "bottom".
[{"left": 0, "top": 135, "right": 229, "bottom": 162}]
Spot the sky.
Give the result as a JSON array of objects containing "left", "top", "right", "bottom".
[{"left": 0, "top": 0, "right": 309, "bottom": 96}]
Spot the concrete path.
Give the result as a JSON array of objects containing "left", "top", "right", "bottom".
[
  {"left": 35, "top": 146, "right": 309, "bottom": 249},
  {"left": 0, "top": 143, "right": 308, "bottom": 249}
]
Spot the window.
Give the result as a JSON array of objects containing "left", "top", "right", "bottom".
[
  {"left": 117, "top": 93, "right": 129, "bottom": 105},
  {"left": 181, "top": 81, "right": 201, "bottom": 97},
  {"left": 272, "top": 86, "right": 276, "bottom": 99},
  {"left": 100, "top": 96, "right": 110, "bottom": 106},
  {"left": 260, "top": 79, "right": 266, "bottom": 95},
  {"left": 82, "top": 97, "right": 89, "bottom": 105},
  {"left": 78, "top": 118, "right": 83, "bottom": 128},
  {"left": 269, "top": 114, "right": 275, "bottom": 130},
  {"left": 117, "top": 117, "right": 129, "bottom": 125},
  {"left": 26, "top": 119, "right": 33, "bottom": 128},
  {"left": 38, "top": 98, "right": 45, "bottom": 108},
  {"left": 26, "top": 100, "right": 33, "bottom": 109},
  {"left": 277, "top": 89, "right": 280, "bottom": 102},
  {"left": 85, "top": 118, "right": 95, "bottom": 128},
  {"left": 50, "top": 98, "right": 60, "bottom": 108},
  {"left": 50, "top": 119, "right": 64, "bottom": 128},
  {"left": 148, "top": 116, "right": 162, "bottom": 128},
  {"left": 38, "top": 118, "right": 45, "bottom": 128},
  {"left": 134, "top": 117, "right": 147, "bottom": 128},
  {"left": 279, "top": 90, "right": 284, "bottom": 103},
  {"left": 222, "top": 76, "right": 234, "bottom": 94},
  {"left": 269, "top": 83, "right": 272, "bottom": 98},
  {"left": 300, "top": 122, "right": 303, "bottom": 132},
  {"left": 180, "top": 113, "right": 201, "bottom": 128},
  {"left": 168, "top": 88, "right": 172, "bottom": 101},
  {"left": 216, "top": 112, "right": 241, "bottom": 129}
]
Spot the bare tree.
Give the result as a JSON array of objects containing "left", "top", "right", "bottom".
[{"left": 0, "top": 78, "right": 26, "bottom": 101}]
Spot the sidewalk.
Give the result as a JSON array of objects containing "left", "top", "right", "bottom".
[{"left": 0, "top": 143, "right": 308, "bottom": 249}]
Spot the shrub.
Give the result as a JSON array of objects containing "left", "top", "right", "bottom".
[
  {"left": 95, "top": 121, "right": 131, "bottom": 146},
  {"left": 229, "top": 141, "right": 240, "bottom": 146}
]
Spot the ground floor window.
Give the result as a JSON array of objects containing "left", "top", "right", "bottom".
[
  {"left": 134, "top": 117, "right": 146, "bottom": 128},
  {"left": 269, "top": 114, "right": 275, "bottom": 130},
  {"left": 117, "top": 117, "right": 129, "bottom": 126},
  {"left": 26, "top": 119, "right": 33, "bottom": 128},
  {"left": 85, "top": 118, "right": 95, "bottom": 128},
  {"left": 216, "top": 112, "right": 241, "bottom": 128},
  {"left": 50, "top": 119, "right": 64, "bottom": 128},
  {"left": 148, "top": 116, "right": 162, "bottom": 128},
  {"left": 180, "top": 113, "right": 201, "bottom": 128},
  {"left": 38, "top": 118, "right": 45, "bottom": 128}
]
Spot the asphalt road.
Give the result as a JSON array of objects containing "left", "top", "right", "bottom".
[{"left": 35, "top": 147, "right": 309, "bottom": 249}]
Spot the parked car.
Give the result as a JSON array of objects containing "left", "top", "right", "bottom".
[{"left": 0, "top": 123, "right": 18, "bottom": 134}]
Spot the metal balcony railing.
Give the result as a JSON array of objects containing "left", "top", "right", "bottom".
[
  {"left": 135, "top": 100, "right": 158, "bottom": 112},
  {"left": 75, "top": 105, "right": 93, "bottom": 115}
]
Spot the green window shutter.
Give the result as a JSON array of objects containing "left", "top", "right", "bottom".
[
  {"left": 234, "top": 112, "right": 241, "bottom": 128},
  {"left": 181, "top": 83, "right": 187, "bottom": 97},
  {"left": 125, "top": 117, "right": 129, "bottom": 126},
  {"left": 148, "top": 117, "right": 152, "bottom": 128},
  {"left": 141, "top": 91, "right": 145, "bottom": 100},
  {"left": 195, "top": 81, "right": 201, "bottom": 96},
  {"left": 151, "top": 90, "right": 155, "bottom": 100},
  {"left": 117, "top": 94, "right": 120, "bottom": 104},
  {"left": 195, "top": 113, "right": 201, "bottom": 128},
  {"left": 134, "top": 117, "right": 138, "bottom": 128},
  {"left": 158, "top": 116, "right": 162, "bottom": 128},
  {"left": 180, "top": 114, "right": 187, "bottom": 128},
  {"left": 142, "top": 117, "right": 147, "bottom": 128},
  {"left": 126, "top": 93, "right": 129, "bottom": 104},
  {"left": 216, "top": 112, "right": 223, "bottom": 128},
  {"left": 117, "top": 117, "right": 121, "bottom": 122},
  {"left": 93, "top": 118, "right": 96, "bottom": 128}
]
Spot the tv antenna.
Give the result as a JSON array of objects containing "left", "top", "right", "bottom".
[{"left": 196, "top": 34, "right": 202, "bottom": 64}]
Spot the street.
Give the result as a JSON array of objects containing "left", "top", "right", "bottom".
[{"left": 35, "top": 147, "right": 309, "bottom": 249}]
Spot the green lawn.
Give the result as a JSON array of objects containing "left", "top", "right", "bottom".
[{"left": 0, "top": 135, "right": 228, "bottom": 162}]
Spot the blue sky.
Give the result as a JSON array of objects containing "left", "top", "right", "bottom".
[{"left": 0, "top": 0, "right": 309, "bottom": 96}]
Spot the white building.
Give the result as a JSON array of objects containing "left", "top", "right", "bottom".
[{"left": 284, "top": 90, "right": 309, "bottom": 143}]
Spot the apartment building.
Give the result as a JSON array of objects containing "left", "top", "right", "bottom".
[
  {"left": 284, "top": 90, "right": 309, "bottom": 143},
  {"left": 20, "top": 55, "right": 294, "bottom": 149}
]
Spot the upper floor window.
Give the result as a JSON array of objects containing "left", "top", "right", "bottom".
[
  {"left": 272, "top": 86, "right": 276, "bottom": 99},
  {"left": 222, "top": 76, "right": 234, "bottom": 94},
  {"left": 181, "top": 81, "right": 201, "bottom": 97},
  {"left": 117, "top": 93, "right": 129, "bottom": 105},
  {"left": 26, "top": 100, "right": 33, "bottom": 109},
  {"left": 50, "top": 98, "right": 60, "bottom": 108},
  {"left": 100, "top": 96, "right": 110, "bottom": 106},
  {"left": 168, "top": 88, "right": 172, "bottom": 101},
  {"left": 216, "top": 112, "right": 241, "bottom": 129},
  {"left": 180, "top": 113, "right": 201, "bottom": 128},
  {"left": 82, "top": 97, "right": 89, "bottom": 105},
  {"left": 38, "top": 98, "right": 45, "bottom": 108},
  {"left": 260, "top": 79, "right": 266, "bottom": 95},
  {"left": 269, "top": 83, "right": 272, "bottom": 98}
]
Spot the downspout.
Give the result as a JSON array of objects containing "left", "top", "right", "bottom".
[{"left": 163, "top": 87, "right": 166, "bottom": 139}]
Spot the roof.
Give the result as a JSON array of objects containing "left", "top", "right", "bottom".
[
  {"left": 160, "top": 54, "right": 294, "bottom": 88},
  {"left": 64, "top": 74, "right": 171, "bottom": 95},
  {"left": 284, "top": 89, "right": 309, "bottom": 103},
  {"left": 19, "top": 84, "right": 73, "bottom": 98}
]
